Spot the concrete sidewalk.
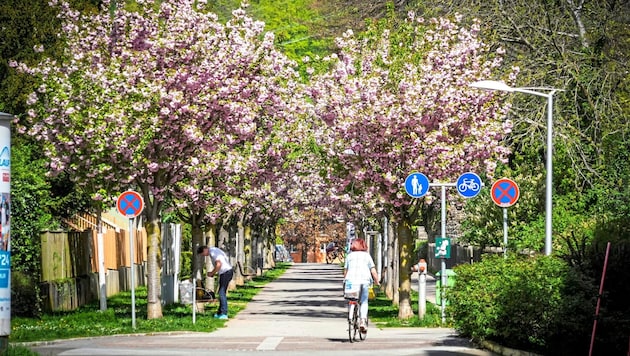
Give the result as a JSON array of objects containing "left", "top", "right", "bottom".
[
  {"left": 214, "top": 263, "right": 437, "bottom": 338},
  {"left": 207, "top": 263, "right": 489, "bottom": 354}
]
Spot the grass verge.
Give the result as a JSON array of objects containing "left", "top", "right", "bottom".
[
  {"left": 369, "top": 287, "right": 447, "bottom": 328},
  {"left": 10, "top": 263, "right": 291, "bottom": 343}
]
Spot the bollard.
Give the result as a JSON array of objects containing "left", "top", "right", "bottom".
[{"left": 417, "top": 259, "right": 427, "bottom": 319}]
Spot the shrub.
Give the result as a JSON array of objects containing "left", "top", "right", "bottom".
[
  {"left": 449, "top": 255, "right": 593, "bottom": 354},
  {"left": 10, "top": 271, "right": 41, "bottom": 318},
  {"left": 180, "top": 251, "right": 192, "bottom": 279}
]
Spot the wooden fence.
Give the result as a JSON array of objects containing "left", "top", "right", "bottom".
[{"left": 39, "top": 220, "right": 148, "bottom": 311}]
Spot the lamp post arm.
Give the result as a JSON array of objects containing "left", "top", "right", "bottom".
[{"left": 512, "top": 88, "right": 559, "bottom": 99}]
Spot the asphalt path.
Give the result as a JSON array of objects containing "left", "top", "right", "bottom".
[{"left": 27, "top": 263, "right": 495, "bottom": 356}]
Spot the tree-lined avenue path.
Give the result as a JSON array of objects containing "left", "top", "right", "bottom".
[{"left": 29, "top": 263, "right": 495, "bottom": 356}]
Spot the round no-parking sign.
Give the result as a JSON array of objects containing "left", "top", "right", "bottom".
[
  {"left": 116, "top": 191, "right": 144, "bottom": 218},
  {"left": 491, "top": 178, "right": 519, "bottom": 207}
]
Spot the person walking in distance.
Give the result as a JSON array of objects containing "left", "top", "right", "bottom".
[
  {"left": 344, "top": 238, "right": 379, "bottom": 333},
  {"left": 197, "top": 245, "right": 234, "bottom": 320}
]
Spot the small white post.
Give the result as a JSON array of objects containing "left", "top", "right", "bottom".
[{"left": 417, "top": 259, "right": 427, "bottom": 319}]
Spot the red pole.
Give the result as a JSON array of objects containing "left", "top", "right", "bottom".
[{"left": 589, "top": 241, "right": 611, "bottom": 356}]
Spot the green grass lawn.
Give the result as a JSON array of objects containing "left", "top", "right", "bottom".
[
  {"left": 10, "top": 263, "right": 291, "bottom": 343},
  {"left": 368, "top": 287, "right": 447, "bottom": 328}
]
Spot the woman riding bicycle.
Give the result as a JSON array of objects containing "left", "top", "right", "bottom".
[{"left": 344, "top": 238, "right": 379, "bottom": 333}]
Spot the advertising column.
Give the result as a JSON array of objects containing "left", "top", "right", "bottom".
[{"left": 0, "top": 112, "right": 13, "bottom": 350}]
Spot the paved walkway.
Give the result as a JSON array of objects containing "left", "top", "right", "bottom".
[{"left": 28, "top": 263, "right": 495, "bottom": 356}]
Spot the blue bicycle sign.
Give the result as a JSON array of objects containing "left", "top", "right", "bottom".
[{"left": 456, "top": 172, "right": 482, "bottom": 198}]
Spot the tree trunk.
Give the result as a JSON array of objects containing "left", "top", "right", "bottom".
[
  {"left": 204, "top": 224, "right": 216, "bottom": 293},
  {"left": 397, "top": 220, "right": 414, "bottom": 319},
  {"left": 234, "top": 214, "right": 246, "bottom": 286},
  {"left": 244, "top": 224, "right": 253, "bottom": 275},
  {"left": 146, "top": 218, "right": 163, "bottom": 319},
  {"left": 191, "top": 215, "right": 204, "bottom": 280},
  {"left": 393, "top": 224, "right": 400, "bottom": 306},
  {"left": 268, "top": 223, "right": 278, "bottom": 268},
  {"left": 385, "top": 218, "right": 395, "bottom": 300}
]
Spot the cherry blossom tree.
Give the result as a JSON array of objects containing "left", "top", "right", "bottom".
[
  {"left": 308, "top": 14, "right": 518, "bottom": 318},
  {"left": 16, "top": 0, "right": 304, "bottom": 319}
]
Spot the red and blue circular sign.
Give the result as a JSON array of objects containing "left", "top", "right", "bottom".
[
  {"left": 116, "top": 190, "right": 144, "bottom": 218},
  {"left": 491, "top": 178, "right": 519, "bottom": 207}
]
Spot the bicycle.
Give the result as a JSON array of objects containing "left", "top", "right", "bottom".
[
  {"left": 344, "top": 283, "right": 367, "bottom": 343},
  {"left": 326, "top": 246, "right": 345, "bottom": 264},
  {"left": 458, "top": 178, "right": 480, "bottom": 192}
]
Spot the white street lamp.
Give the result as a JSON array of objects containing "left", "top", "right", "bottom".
[{"left": 470, "top": 80, "right": 561, "bottom": 256}]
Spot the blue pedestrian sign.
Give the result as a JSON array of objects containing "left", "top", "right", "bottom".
[
  {"left": 456, "top": 172, "right": 482, "bottom": 198},
  {"left": 404, "top": 172, "right": 429, "bottom": 198}
]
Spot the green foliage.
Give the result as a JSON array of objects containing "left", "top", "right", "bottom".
[
  {"left": 461, "top": 142, "right": 600, "bottom": 256},
  {"left": 251, "top": 0, "right": 333, "bottom": 61},
  {"left": 0, "top": 0, "right": 99, "bottom": 114},
  {"left": 414, "top": 238, "right": 428, "bottom": 259},
  {"left": 460, "top": 163, "right": 546, "bottom": 251},
  {"left": 10, "top": 271, "right": 41, "bottom": 318},
  {"left": 0, "top": 345, "right": 39, "bottom": 356},
  {"left": 580, "top": 240, "right": 630, "bottom": 355},
  {"left": 10, "top": 142, "right": 48, "bottom": 276},
  {"left": 3, "top": 2, "right": 97, "bottom": 314},
  {"left": 449, "top": 255, "right": 593, "bottom": 354},
  {"left": 180, "top": 251, "right": 192, "bottom": 279},
  {"left": 204, "top": 0, "right": 334, "bottom": 76}
]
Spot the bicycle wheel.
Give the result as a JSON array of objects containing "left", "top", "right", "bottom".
[
  {"left": 359, "top": 316, "right": 367, "bottom": 340},
  {"left": 347, "top": 301, "right": 356, "bottom": 342},
  {"left": 337, "top": 251, "right": 345, "bottom": 263},
  {"left": 326, "top": 251, "right": 333, "bottom": 264},
  {"left": 351, "top": 302, "right": 360, "bottom": 342}
]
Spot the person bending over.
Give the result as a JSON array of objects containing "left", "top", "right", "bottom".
[{"left": 197, "top": 245, "right": 233, "bottom": 320}]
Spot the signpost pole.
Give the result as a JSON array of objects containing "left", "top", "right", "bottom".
[
  {"left": 129, "top": 217, "right": 136, "bottom": 329},
  {"left": 406, "top": 173, "right": 482, "bottom": 325},
  {"left": 440, "top": 185, "right": 447, "bottom": 324},
  {"left": 491, "top": 178, "right": 520, "bottom": 257},
  {"left": 503, "top": 208, "right": 508, "bottom": 258},
  {"left": 116, "top": 190, "right": 143, "bottom": 330}
]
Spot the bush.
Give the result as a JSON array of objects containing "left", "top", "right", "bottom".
[
  {"left": 449, "top": 255, "right": 593, "bottom": 355},
  {"left": 180, "top": 251, "right": 192, "bottom": 279},
  {"left": 10, "top": 271, "right": 41, "bottom": 318},
  {"left": 580, "top": 237, "right": 630, "bottom": 355},
  {"left": 1, "top": 344, "right": 39, "bottom": 356}
]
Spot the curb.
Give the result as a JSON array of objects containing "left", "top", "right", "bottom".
[{"left": 481, "top": 340, "right": 543, "bottom": 356}]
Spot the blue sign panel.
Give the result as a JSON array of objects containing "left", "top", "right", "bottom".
[
  {"left": 456, "top": 172, "right": 482, "bottom": 198},
  {"left": 0, "top": 251, "right": 9, "bottom": 288},
  {"left": 404, "top": 172, "right": 429, "bottom": 198}
]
